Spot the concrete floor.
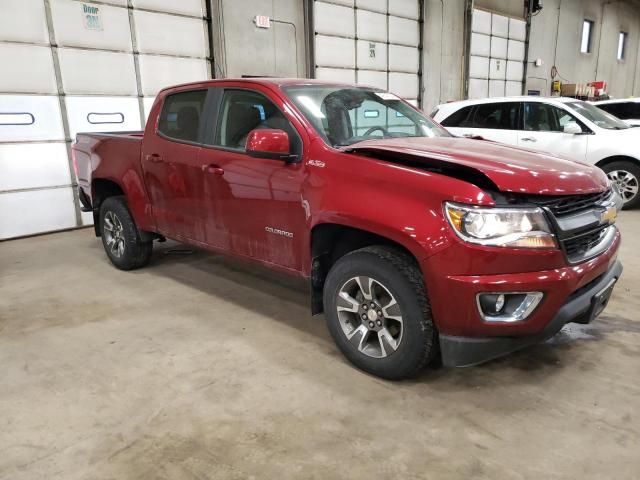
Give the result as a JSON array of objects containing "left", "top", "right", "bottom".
[{"left": 1, "top": 213, "right": 639, "bottom": 480}]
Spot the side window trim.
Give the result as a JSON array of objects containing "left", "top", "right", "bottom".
[
  {"left": 201, "top": 87, "right": 222, "bottom": 146},
  {"left": 516, "top": 102, "right": 524, "bottom": 130}
]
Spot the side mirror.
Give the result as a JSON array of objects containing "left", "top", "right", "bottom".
[
  {"left": 245, "top": 129, "right": 295, "bottom": 161},
  {"left": 563, "top": 122, "right": 583, "bottom": 134}
]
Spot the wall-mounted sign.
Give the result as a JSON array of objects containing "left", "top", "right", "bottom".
[
  {"left": 81, "top": 3, "right": 103, "bottom": 31},
  {"left": 369, "top": 42, "right": 376, "bottom": 58},
  {"left": 254, "top": 15, "right": 271, "bottom": 29}
]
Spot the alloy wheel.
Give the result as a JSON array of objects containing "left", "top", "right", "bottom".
[
  {"left": 607, "top": 169, "right": 639, "bottom": 204},
  {"left": 103, "top": 211, "right": 125, "bottom": 258},
  {"left": 336, "top": 276, "right": 404, "bottom": 358}
]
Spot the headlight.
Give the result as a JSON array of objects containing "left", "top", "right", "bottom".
[{"left": 444, "top": 202, "right": 556, "bottom": 248}]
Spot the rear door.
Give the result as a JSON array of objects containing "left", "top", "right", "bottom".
[
  {"left": 442, "top": 102, "right": 520, "bottom": 146},
  {"left": 141, "top": 89, "right": 209, "bottom": 241},
  {"left": 198, "top": 86, "right": 308, "bottom": 271},
  {"left": 518, "top": 102, "right": 589, "bottom": 162},
  {"left": 467, "top": 102, "right": 520, "bottom": 145}
]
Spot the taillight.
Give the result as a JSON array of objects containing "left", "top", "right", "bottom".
[{"left": 71, "top": 147, "right": 78, "bottom": 179}]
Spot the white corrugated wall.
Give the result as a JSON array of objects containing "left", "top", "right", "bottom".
[
  {"left": 0, "top": 0, "right": 211, "bottom": 240},
  {"left": 468, "top": 8, "right": 526, "bottom": 99},
  {"left": 313, "top": 0, "right": 422, "bottom": 106}
]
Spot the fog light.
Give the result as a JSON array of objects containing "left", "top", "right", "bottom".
[
  {"left": 495, "top": 294, "right": 505, "bottom": 312},
  {"left": 476, "top": 292, "right": 543, "bottom": 323}
]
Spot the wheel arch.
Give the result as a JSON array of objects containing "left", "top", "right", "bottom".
[
  {"left": 91, "top": 178, "right": 125, "bottom": 236},
  {"left": 595, "top": 155, "right": 640, "bottom": 169},
  {"left": 596, "top": 155, "right": 640, "bottom": 208},
  {"left": 309, "top": 222, "right": 423, "bottom": 315}
]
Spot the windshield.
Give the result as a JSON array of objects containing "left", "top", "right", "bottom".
[
  {"left": 282, "top": 85, "right": 450, "bottom": 147},
  {"left": 566, "top": 101, "right": 630, "bottom": 130}
]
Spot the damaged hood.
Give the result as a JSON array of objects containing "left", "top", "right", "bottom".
[{"left": 342, "top": 137, "right": 608, "bottom": 195}]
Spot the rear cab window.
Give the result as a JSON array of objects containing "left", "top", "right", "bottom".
[{"left": 157, "top": 90, "right": 208, "bottom": 143}]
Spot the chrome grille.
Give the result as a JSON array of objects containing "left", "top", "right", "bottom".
[
  {"left": 562, "top": 225, "right": 609, "bottom": 261},
  {"left": 532, "top": 189, "right": 612, "bottom": 217},
  {"left": 523, "top": 188, "right": 617, "bottom": 264}
]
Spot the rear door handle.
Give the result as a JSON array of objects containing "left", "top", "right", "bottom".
[
  {"left": 521, "top": 137, "right": 537, "bottom": 142},
  {"left": 202, "top": 164, "right": 224, "bottom": 175},
  {"left": 146, "top": 153, "right": 164, "bottom": 163}
]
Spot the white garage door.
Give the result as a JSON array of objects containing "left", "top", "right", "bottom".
[
  {"left": 468, "top": 8, "right": 526, "bottom": 99},
  {"left": 0, "top": 0, "right": 210, "bottom": 240},
  {"left": 313, "top": 0, "right": 422, "bottom": 106}
]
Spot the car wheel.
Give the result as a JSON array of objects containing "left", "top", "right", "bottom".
[
  {"left": 323, "top": 246, "right": 438, "bottom": 380},
  {"left": 100, "top": 196, "right": 152, "bottom": 270},
  {"left": 602, "top": 161, "right": 640, "bottom": 209}
]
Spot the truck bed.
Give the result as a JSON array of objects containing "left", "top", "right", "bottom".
[{"left": 73, "top": 131, "right": 144, "bottom": 188}]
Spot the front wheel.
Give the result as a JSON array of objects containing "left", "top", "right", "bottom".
[
  {"left": 602, "top": 161, "right": 640, "bottom": 209},
  {"left": 100, "top": 196, "right": 152, "bottom": 270},
  {"left": 323, "top": 246, "right": 438, "bottom": 380}
]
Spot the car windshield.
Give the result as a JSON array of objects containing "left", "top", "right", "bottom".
[
  {"left": 566, "top": 101, "right": 630, "bottom": 130},
  {"left": 282, "top": 85, "right": 450, "bottom": 147}
]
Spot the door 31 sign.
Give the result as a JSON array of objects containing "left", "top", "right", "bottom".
[{"left": 82, "top": 3, "right": 103, "bottom": 31}]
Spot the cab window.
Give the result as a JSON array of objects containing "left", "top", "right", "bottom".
[
  {"left": 524, "top": 103, "right": 584, "bottom": 132},
  {"left": 599, "top": 102, "right": 632, "bottom": 120},
  {"left": 157, "top": 90, "right": 207, "bottom": 143},
  {"left": 472, "top": 102, "right": 519, "bottom": 130},
  {"left": 440, "top": 105, "right": 474, "bottom": 127},
  {"left": 524, "top": 103, "right": 560, "bottom": 132},
  {"left": 213, "top": 89, "right": 300, "bottom": 153}
]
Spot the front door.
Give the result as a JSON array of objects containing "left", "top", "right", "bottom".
[
  {"left": 518, "top": 102, "right": 589, "bottom": 162},
  {"left": 198, "top": 88, "right": 307, "bottom": 271},
  {"left": 141, "top": 89, "right": 209, "bottom": 242}
]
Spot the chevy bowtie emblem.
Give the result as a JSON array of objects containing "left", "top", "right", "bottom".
[{"left": 600, "top": 206, "right": 617, "bottom": 224}]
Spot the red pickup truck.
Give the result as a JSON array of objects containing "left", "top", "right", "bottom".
[{"left": 73, "top": 78, "right": 623, "bottom": 379}]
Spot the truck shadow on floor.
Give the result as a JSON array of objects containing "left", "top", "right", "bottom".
[
  {"left": 134, "top": 241, "right": 328, "bottom": 341},
  {"left": 136, "top": 241, "right": 636, "bottom": 383}
]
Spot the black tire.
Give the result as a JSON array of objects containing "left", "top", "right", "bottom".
[
  {"left": 601, "top": 161, "right": 640, "bottom": 209},
  {"left": 323, "top": 246, "right": 438, "bottom": 380},
  {"left": 99, "top": 196, "right": 152, "bottom": 270}
]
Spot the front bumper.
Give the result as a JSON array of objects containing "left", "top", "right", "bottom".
[{"left": 439, "top": 259, "right": 623, "bottom": 367}]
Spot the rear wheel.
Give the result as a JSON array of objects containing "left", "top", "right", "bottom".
[
  {"left": 100, "top": 196, "right": 152, "bottom": 270},
  {"left": 602, "top": 161, "right": 640, "bottom": 209},
  {"left": 323, "top": 246, "right": 438, "bottom": 380}
]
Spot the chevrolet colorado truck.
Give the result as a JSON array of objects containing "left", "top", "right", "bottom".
[{"left": 73, "top": 79, "right": 623, "bottom": 380}]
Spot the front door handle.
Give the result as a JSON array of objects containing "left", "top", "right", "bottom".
[
  {"left": 146, "top": 153, "right": 164, "bottom": 163},
  {"left": 521, "top": 137, "right": 537, "bottom": 142},
  {"left": 202, "top": 164, "right": 224, "bottom": 175}
]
